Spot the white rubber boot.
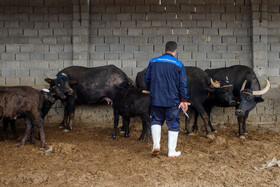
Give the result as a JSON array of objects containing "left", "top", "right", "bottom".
[
  {"left": 168, "top": 131, "right": 181, "bottom": 157},
  {"left": 151, "top": 125, "right": 161, "bottom": 156}
]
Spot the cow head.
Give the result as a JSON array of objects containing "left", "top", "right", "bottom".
[
  {"left": 235, "top": 79, "right": 270, "bottom": 117},
  {"left": 44, "top": 73, "right": 76, "bottom": 100},
  {"left": 40, "top": 89, "right": 56, "bottom": 104},
  {"left": 214, "top": 76, "right": 236, "bottom": 106}
]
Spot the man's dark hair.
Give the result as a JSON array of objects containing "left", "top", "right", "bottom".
[{"left": 165, "top": 41, "right": 177, "bottom": 52}]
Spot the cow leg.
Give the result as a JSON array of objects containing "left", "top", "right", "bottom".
[
  {"left": 200, "top": 113, "right": 214, "bottom": 139},
  {"left": 205, "top": 106, "right": 216, "bottom": 133},
  {"left": 185, "top": 107, "right": 194, "bottom": 135},
  {"left": 59, "top": 108, "right": 68, "bottom": 129},
  {"left": 123, "top": 116, "right": 130, "bottom": 138},
  {"left": 243, "top": 115, "right": 248, "bottom": 135},
  {"left": 237, "top": 116, "right": 246, "bottom": 138},
  {"left": 3, "top": 118, "right": 9, "bottom": 140},
  {"left": 65, "top": 112, "right": 74, "bottom": 131},
  {"left": 138, "top": 120, "right": 146, "bottom": 141},
  {"left": 193, "top": 101, "right": 213, "bottom": 139},
  {"left": 17, "top": 118, "right": 32, "bottom": 147},
  {"left": 35, "top": 118, "right": 46, "bottom": 148},
  {"left": 10, "top": 119, "right": 19, "bottom": 139},
  {"left": 64, "top": 97, "right": 76, "bottom": 131},
  {"left": 193, "top": 110, "right": 199, "bottom": 132},
  {"left": 145, "top": 120, "right": 151, "bottom": 143},
  {"left": 120, "top": 125, "right": 126, "bottom": 132},
  {"left": 238, "top": 115, "right": 248, "bottom": 138},
  {"left": 28, "top": 124, "right": 36, "bottom": 144},
  {"left": 139, "top": 113, "right": 150, "bottom": 142},
  {"left": 112, "top": 109, "right": 119, "bottom": 139}
]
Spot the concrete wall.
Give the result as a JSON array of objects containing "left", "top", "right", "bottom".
[
  {"left": 0, "top": 0, "right": 279, "bottom": 129},
  {"left": 89, "top": 0, "right": 253, "bottom": 76}
]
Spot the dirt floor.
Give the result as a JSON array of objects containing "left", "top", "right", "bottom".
[{"left": 0, "top": 122, "right": 280, "bottom": 186}]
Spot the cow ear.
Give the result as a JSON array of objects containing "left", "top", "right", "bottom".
[
  {"left": 45, "top": 78, "right": 55, "bottom": 84},
  {"left": 69, "top": 80, "right": 77, "bottom": 86},
  {"left": 255, "top": 97, "right": 264, "bottom": 103}
]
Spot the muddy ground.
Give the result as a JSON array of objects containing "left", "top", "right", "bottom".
[{"left": 0, "top": 122, "right": 280, "bottom": 186}]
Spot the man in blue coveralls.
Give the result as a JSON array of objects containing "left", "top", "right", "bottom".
[{"left": 145, "top": 41, "right": 189, "bottom": 157}]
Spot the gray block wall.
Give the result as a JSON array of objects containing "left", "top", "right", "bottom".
[
  {"left": 89, "top": 0, "right": 253, "bottom": 76},
  {"left": 0, "top": 0, "right": 73, "bottom": 88},
  {"left": 0, "top": 0, "right": 279, "bottom": 129}
]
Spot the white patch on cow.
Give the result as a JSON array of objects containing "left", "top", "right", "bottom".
[
  {"left": 41, "top": 89, "right": 50, "bottom": 93},
  {"left": 107, "top": 74, "right": 123, "bottom": 87}
]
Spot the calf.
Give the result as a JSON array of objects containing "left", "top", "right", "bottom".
[
  {"left": 2, "top": 89, "right": 55, "bottom": 141},
  {"left": 111, "top": 83, "right": 151, "bottom": 143},
  {"left": 0, "top": 87, "right": 55, "bottom": 148}
]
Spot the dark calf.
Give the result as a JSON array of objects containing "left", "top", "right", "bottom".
[
  {"left": 112, "top": 83, "right": 151, "bottom": 143},
  {"left": 0, "top": 87, "right": 55, "bottom": 148}
]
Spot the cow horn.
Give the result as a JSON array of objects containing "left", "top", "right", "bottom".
[
  {"left": 252, "top": 79, "right": 270, "bottom": 96},
  {"left": 210, "top": 78, "right": 220, "bottom": 88},
  {"left": 142, "top": 90, "right": 150, "bottom": 94},
  {"left": 240, "top": 80, "right": 247, "bottom": 92}
]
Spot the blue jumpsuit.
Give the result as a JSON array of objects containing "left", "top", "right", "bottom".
[{"left": 145, "top": 53, "right": 188, "bottom": 132}]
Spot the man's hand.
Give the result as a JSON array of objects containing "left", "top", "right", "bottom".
[{"left": 178, "top": 102, "right": 188, "bottom": 113}]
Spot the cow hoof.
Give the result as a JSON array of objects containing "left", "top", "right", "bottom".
[
  {"left": 59, "top": 124, "right": 65, "bottom": 129},
  {"left": 124, "top": 134, "right": 130, "bottom": 138},
  {"left": 63, "top": 129, "right": 70, "bottom": 133},
  {"left": 206, "top": 134, "right": 215, "bottom": 140},
  {"left": 16, "top": 143, "right": 23, "bottom": 148},
  {"left": 111, "top": 136, "right": 116, "bottom": 140},
  {"left": 239, "top": 135, "right": 246, "bottom": 139}
]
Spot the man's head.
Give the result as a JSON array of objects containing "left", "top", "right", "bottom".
[{"left": 165, "top": 41, "right": 177, "bottom": 56}]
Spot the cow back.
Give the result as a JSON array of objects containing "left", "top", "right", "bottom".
[{"left": 57, "top": 65, "right": 135, "bottom": 104}]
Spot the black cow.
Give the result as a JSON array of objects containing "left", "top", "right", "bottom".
[
  {"left": 136, "top": 66, "right": 231, "bottom": 139},
  {"left": 204, "top": 65, "right": 270, "bottom": 138},
  {"left": 190, "top": 77, "right": 236, "bottom": 134},
  {"left": 111, "top": 82, "right": 150, "bottom": 143},
  {"left": 45, "top": 65, "right": 135, "bottom": 131},
  {"left": 0, "top": 87, "right": 55, "bottom": 148}
]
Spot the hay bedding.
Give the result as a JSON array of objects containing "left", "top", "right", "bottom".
[{"left": 0, "top": 124, "right": 279, "bottom": 186}]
